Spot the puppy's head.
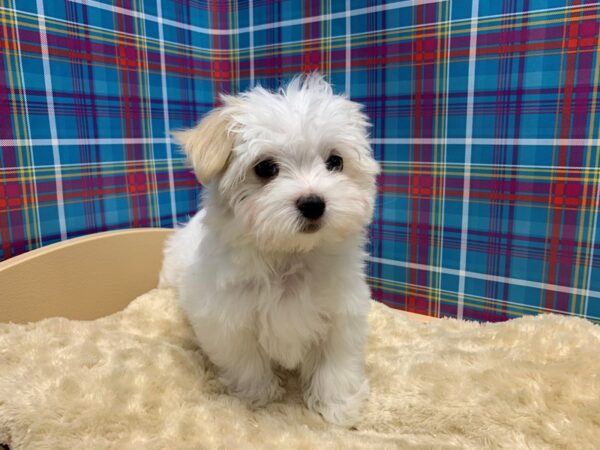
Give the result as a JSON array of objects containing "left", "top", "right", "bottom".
[{"left": 175, "top": 73, "right": 380, "bottom": 252}]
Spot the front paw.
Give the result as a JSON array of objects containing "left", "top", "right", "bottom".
[
  {"left": 304, "top": 378, "right": 369, "bottom": 427},
  {"left": 228, "top": 375, "right": 285, "bottom": 408}
]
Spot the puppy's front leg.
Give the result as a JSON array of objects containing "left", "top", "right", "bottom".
[
  {"left": 190, "top": 319, "right": 283, "bottom": 407},
  {"left": 301, "top": 312, "right": 369, "bottom": 427}
]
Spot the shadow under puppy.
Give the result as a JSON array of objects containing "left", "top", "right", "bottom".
[{"left": 159, "top": 73, "right": 380, "bottom": 426}]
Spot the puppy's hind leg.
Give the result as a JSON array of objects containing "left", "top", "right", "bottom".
[{"left": 191, "top": 318, "right": 284, "bottom": 407}]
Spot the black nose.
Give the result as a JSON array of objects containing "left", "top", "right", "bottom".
[{"left": 297, "top": 195, "right": 326, "bottom": 220}]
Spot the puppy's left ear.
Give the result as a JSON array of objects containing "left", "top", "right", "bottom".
[{"left": 173, "top": 98, "right": 241, "bottom": 185}]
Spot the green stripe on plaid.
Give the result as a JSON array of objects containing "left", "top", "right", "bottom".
[{"left": 1, "top": 0, "right": 599, "bottom": 323}]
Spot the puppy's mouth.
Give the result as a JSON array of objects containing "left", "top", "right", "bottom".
[{"left": 300, "top": 221, "right": 322, "bottom": 234}]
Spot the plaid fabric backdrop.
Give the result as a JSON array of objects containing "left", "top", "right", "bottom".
[{"left": 1, "top": 0, "right": 599, "bottom": 322}]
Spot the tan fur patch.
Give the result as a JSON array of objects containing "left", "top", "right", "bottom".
[{"left": 173, "top": 108, "right": 233, "bottom": 185}]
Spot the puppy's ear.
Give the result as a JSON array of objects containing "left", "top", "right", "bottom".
[{"left": 172, "top": 105, "right": 237, "bottom": 185}]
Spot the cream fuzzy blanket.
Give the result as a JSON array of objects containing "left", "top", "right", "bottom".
[{"left": 1, "top": 289, "right": 599, "bottom": 449}]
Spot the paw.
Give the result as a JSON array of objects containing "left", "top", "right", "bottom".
[
  {"left": 304, "top": 379, "right": 369, "bottom": 427},
  {"left": 229, "top": 375, "right": 285, "bottom": 408}
]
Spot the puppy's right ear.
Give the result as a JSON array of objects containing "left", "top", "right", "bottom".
[{"left": 172, "top": 107, "right": 235, "bottom": 185}]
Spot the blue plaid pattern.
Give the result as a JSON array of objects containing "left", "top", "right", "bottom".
[{"left": 1, "top": 0, "right": 599, "bottom": 322}]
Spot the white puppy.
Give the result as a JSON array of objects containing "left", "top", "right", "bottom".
[{"left": 159, "top": 73, "right": 380, "bottom": 426}]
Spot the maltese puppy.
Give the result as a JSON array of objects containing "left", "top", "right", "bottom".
[{"left": 159, "top": 73, "right": 379, "bottom": 426}]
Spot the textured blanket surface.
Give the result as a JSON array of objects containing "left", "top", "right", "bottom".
[{"left": 1, "top": 289, "right": 599, "bottom": 449}]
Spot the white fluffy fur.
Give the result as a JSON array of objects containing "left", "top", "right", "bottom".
[
  {"left": 2, "top": 288, "right": 600, "bottom": 449},
  {"left": 159, "top": 74, "right": 380, "bottom": 426}
]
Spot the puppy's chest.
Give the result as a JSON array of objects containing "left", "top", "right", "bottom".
[{"left": 255, "top": 263, "right": 331, "bottom": 368}]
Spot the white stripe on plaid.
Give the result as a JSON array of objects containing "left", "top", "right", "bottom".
[
  {"left": 156, "top": 0, "right": 177, "bottom": 224},
  {"left": 5, "top": 158, "right": 597, "bottom": 173},
  {"left": 345, "top": 0, "right": 352, "bottom": 96},
  {"left": 5, "top": 137, "right": 600, "bottom": 147},
  {"left": 1, "top": 159, "right": 185, "bottom": 172},
  {"left": 383, "top": 161, "right": 600, "bottom": 171},
  {"left": 374, "top": 275, "right": 600, "bottom": 320},
  {"left": 35, "top": 0, "right": 67, "bottom": 240},
  {"left": 69, "top": 0, "right": 444, "bottom": 36},
  {"left": 0, "top": 138, "right": 170, "bottom": 146},
  {"left": 457, "top": 0, "right": 479, "bottom": 319},
  {"left": 586, "top": 179, "right": 600, "bottom": 315},
  {"left": 248, "top": 0, "right": 255, "bottom": 86},
  {"left": 438, "top": 0, "right": 453, "bottom": 318},
  {"left": 370, "top": 138, "right": 600, "bottom": 146},
  {"left": 368, "top": 256, "right": 600, "bottom": 300}
]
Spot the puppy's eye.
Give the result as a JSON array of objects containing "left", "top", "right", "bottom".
[
  {"left": 326, "top": 154, "right": 343, "bottom": 172},
  {"left": 254, "top": 159, "right": 279, "bottom": 179}
]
